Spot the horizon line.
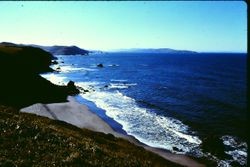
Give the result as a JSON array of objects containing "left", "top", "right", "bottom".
[{"left": 0, "top": 41, "right": 247, "bottom": 54}]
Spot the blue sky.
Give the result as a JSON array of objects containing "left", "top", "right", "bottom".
[{"left": 0, "top": 1, "right": 247, "bottom": 52}]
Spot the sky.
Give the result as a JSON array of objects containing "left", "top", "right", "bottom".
[{"left": 0, "top": 1, "right": 247, "bottom": 52}]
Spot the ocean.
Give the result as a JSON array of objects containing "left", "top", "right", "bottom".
[{"left": 42, "top": 52, "right": 247, "bottom": 166}]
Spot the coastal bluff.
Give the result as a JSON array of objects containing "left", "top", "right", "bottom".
[{"left": 0, "top": 42, "right": 79, "bottom": 108}]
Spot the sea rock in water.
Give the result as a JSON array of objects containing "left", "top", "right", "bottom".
[
  {"left": 173, "top": 147, "right": 180, "bottom": 152},
  {"left": 67, "top": 81, "right": 80, "bottom": 95},
  {"left": 67, "top": 81, "right": 75, "bottom": 87},
  {"left": 77, "top": 86, "right": 89, "bottom": 93},
  {"left": 97, "top": 64, "right": 104, "bottom": 68},
  {"left": 51, "top": 60, "right": 58, "bottom": 65}
]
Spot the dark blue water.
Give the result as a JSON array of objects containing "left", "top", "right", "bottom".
[{"left": 42, "top": 52, "right": 247, "bottom": 166}]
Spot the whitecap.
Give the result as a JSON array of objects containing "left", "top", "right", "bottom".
[
  {"left": 109, "top": 83, "right": 137, "bottom": 89},
  {"left": 57, "top": 65, "right": 96, "bottom": 73},
  {"left": 110, "top": 79, "right": 128, "bottom": 82}
]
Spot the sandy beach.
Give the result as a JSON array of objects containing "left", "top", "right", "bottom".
[
  {"left": 21, "top": 96, "right": 204, "bottom": 167},
  {"left": 21, "top": 96, "right": 123, "bottom": 137}
]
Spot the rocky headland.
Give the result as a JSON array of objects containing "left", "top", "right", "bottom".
[
  {"left": 33, "top": 45, "right": 89, "bottom": 55},
  {"left": 0, "top": 42, "right": 79, "bottom": 108}
]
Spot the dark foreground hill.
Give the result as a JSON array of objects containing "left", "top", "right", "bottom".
[{"left": 0, "top": 105, "right": 181, "bottom": 167}]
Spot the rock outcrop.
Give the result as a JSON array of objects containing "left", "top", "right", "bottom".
[
  {"left": 97, "top": 63, "right": 104, "bottom": 68},
  {"left": 67, "top": 81, "right": 80, "bottom": 95}
]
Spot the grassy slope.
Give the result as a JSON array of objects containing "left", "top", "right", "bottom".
[{"left": 0, "top": 105, "right": 182, "bottom": 167}]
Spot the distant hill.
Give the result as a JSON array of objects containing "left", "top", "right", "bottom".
[
  {"left": 0, "top": 42, "right": 89, "bottom": 55},
  {"left": 32, "top": 45, "right": 89, "bottom": 55},
  {"left": 112, "top": 48, "right": 198, "bottom": 54}
]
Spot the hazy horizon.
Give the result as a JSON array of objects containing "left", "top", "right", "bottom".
[
  {"left": 0, "top": 1, "right": 247, "bottom": 53},
  {"left": 0, "top": 41, "right": 247, "bottom": 54}
]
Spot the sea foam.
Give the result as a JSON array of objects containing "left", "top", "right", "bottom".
[
  {"left": 58, "top": 65, "right": 96, "bottom": 73},
  {"left": 41, "top": 73, "right": 67, "bottom": 85},
  {"left": 109, "top": 83, "right": 137, "bottom": 89}
]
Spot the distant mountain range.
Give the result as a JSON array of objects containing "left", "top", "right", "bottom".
[
  {"left": 111, "top": 48, "right": 198, "bottom": 54},
  {"left": 1, "top": 42, "right": 198, "bottom": 55}
]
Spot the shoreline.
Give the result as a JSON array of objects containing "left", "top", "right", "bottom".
[{"left": 21, "top": 96, "right": 205, "bottom": 167}]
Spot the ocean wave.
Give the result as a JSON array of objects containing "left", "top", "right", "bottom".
[
  {"left": 110, "top": 79, "right": 128, "bottom": 82},
  {"left": 109, "top": 83, "right": 137, "bottom": 89},
  {"left": 76, "top": 81, "right": 202, "bottom": 155},
  {"left": 56, "top": 65, "right": 96, "bottom": 73},
  {"left": 76, "top": 81, "right": 104, "bottom": 89},
  {"left": 109, "top": 79, "right": 137, "bottom": 89}
]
